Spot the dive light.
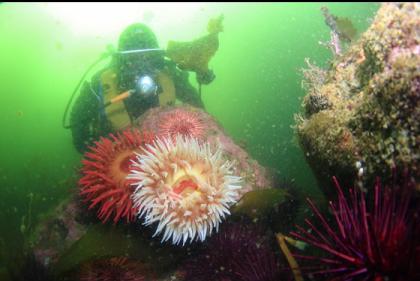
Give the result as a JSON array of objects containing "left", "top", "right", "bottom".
[{"left": 103, "top": 74, "right": 158, "bottom": 108}]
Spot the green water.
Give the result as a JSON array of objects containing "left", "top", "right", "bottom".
[{"left": 0, "top": 2, "right": 379, "bottom": 275}]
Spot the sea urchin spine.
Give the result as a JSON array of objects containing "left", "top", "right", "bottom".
[{"left": 290, "top": 174, "right": 419, "bottom": 281}]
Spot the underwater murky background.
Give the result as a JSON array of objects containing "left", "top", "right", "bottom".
[{"left": 0, "top": 2, "right": 380, "bottom": 275}]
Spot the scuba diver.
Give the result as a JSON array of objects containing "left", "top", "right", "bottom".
[{"left": 66, "top": 23, "right": 217, "bottom": 154}]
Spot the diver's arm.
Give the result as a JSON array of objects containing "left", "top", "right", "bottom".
[{"left": 171, "top": 66, "right": 205, "bottom": 109}]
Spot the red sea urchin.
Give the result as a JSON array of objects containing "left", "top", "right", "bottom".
[
  {"left": 79, "top": 129, "right": 154, "bottom": 224},
  {"left": 79, "top": 257, "right": 147, "bottom": 281},
  {"left": 129, "top": 135, "right": 242, "bottom": 245},
  {"left": 291, "top": 173, "right": 420, "bottom": 281},
  {"left": 157, "top": 108, "right": 205, "bottom": 140}
]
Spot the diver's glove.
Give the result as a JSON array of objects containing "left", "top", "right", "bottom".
[{"left": 196, "top": 69, "right": 215, "bottom": 85}]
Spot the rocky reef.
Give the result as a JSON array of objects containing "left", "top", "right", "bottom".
[
  {"left": 134, "top": 105, "right": 274, "bottom": 198},
  {"left": 25, "top": 104, "right": 281, "bottom": 280},
  {"left": 295, "top": 3, "right": 419, "bottom": 197}
]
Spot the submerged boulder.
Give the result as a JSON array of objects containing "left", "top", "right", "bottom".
[
  {"left": 295, "top": 3, "right": 419, "bottom": 197},
  {"left": 134, "top": 104, "right": 274, "bottom": 198},
  {"left": 29, "top": 104, "right": 278, "bottom": 278}
]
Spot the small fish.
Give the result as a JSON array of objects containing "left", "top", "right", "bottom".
[{"left": 232, "top": 188, "right": 290, "bottom": 219}]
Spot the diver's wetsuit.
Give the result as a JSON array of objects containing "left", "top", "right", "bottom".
[{"left": 70, "top": 59, "right": 204, "bottom": 154}]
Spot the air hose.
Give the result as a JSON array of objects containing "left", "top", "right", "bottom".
[{"left": 62, "top": 52, "right": 111, "bottom": 129}]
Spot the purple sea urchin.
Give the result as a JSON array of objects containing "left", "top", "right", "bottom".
[
  {"left": 79, "top": 257, "right": 147, "bottom": 281},
  {"left": 291, "top": 174, "right": 420, "bottom": 281},
  {"left": 182, "top": 222, "right": 282, "bottom": 281}
]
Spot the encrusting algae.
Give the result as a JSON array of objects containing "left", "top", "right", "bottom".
[{"left": 295, "top": 3, "right": 420, "bottom": 197}]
